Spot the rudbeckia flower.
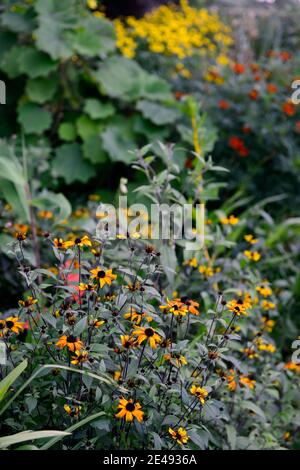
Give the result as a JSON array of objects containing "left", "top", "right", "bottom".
[
  {"left": 121, "top": 335, "right": 137, "bottom": 349},
  {"left": 91, "top": 318, "right": 105, "bottom": 328},
  {"left": 115, "top": 398, "right": 144, "bottom": 422},
  {"left": 64, "top": 404, "right": 81, "bottom": 418},
  {"left": 169, "top": 427, "right": 190, "bottom": 445},
  {"left": 244, "top": 234, "right": 258, "bottom": 245},
  {"left": 239, "top": 376, "right": 256, "bottom": 390},
  {"left": 244, "top": 250, "right": 261, "bottom": 261},
  {"left": 78, "top": 283, "right": 96, "bottom": 292},
  {"left": 164, "top": 353, "right": 187, "bottom": 367},
  {"left": 123, "top": 310, "right": 153, "bottom": 325},
  {"left": 190, "top": 385, "right": 208, "bottom": 404},
  {"left": 69, "top": 235, "right": 92, "bottom": 248},
  {"left": 53, "top": 238, "right": 73, "bottom": 250},
  {"left": 180, "top": 297, "right": 200, "bottom": 315},
  {"left": 227, "top": 299, "right": 249, "bottom": 316},
  {"left": 18, "top": 296, "right": 38, "bottom": 308},
  {"left": 56, "top": 334, "right": 83, "bottom": 352},
  {"left": 159, "top": 299, "right": 188, "bottom": 317},
  {"left": 132, "top": 327, "right": 161, "bottom": 349},
  {"left": 71, "top": 350, "right": 88, "bottom": 365},
  {"left": 4, "top": 317, "right": 25, "bottom": 334},
  {"left": 90, "top": 267, "right": 117, "bottom": 288}
]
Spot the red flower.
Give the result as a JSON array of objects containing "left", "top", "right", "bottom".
[
  {"left": 295, "top": 121, "right": 300, "bottom": 133},
  {"left": 229, "top": 136, "right": 249, "bottom": 157},
  {"left": 249, "top": 89, "right": 259, "bottom": 100},
  {"left": 254, "top": 74, "right": 261, "bottom": 82},
  {"left": 282, "top": 102, "right": 296, "bottom": 116},
  {"left": 280, "top": 51, "right": 291, "bottom": 62},
  {"left": 233, "top": 63, "right": 245, "bottom": 75},
  {"left": 266, "top": 83, "right": 278, "bottom": 94},
  {"left": 242, "top": 126, "right": 251, "bottom": 135},
  {"left": 218, "top": 99, "right": 230, "bottom": 110},
  {"left": 249, "top": 63, "right": 260, "bottom": 73}
]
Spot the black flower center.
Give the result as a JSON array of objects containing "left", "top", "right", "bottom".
[
  {"left": 67, "top": 335, "right": 76, "bottom": 343},
  {"left": 75, "top": 238, "right": 81, "bottom": 244},
  {"left": 0, "top": 322, "right": 5, "bottom": 329},
  {"left": 6, "top": 321, "right": 14, "bottom": 329},
  {"left": 97, "top": 270, "right": 106, "bottom": 278},
  {"left": 145, "top": 328, "right": 154, "bottom": 337},
  {"left": 126, "top": 402, "right": 135, "bottom": 412}
]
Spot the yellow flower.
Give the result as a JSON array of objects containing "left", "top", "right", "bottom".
[
  {"left": 18, "top": 296, "right": 38, "bottom": 308},
  {"left": 159, "top": 299, "right": 188, "bottom": 317},
  {"left": 64, "top": 404, "right": 81, "bottom": 418},
  {"left": 284, "top": 362, "right": 300, "bottom": 374},
  {"left": 239, "top": 376, "right": 256, "bottom": 390},
  {"left": 261, "top": 316, "right": 275, "bottom": 332},
  {"left": 90, "top": 267, "right": 117, "bottom": 288},
  {"left": 71, "top": 350, "right": 88, "bottom": 365},
  {"left": 91, "top": 318, "right": 105, "bottom": 328},
  {"left": 121, "top": 335, "right": 138, "bottom": 349},
  {"left": 115, "top": 398, "right": 144, "bottom": 422},
  {"left": 56, "top": 335, "right": 83, "bottom": 352},
  {"left": 53, "top": 238, "right": 73, "bottom": 250},
  {"left": 220, "top": 215, "right": 239, "bottom": 225},
  {"left": 244, "top": 250, "right": 261, "bottom": 262},
  {"left": 0, "top": 316, "right": 24, "bottom": 335},
  {"left": 132, "top": 326, "right": 161, "bottom": 349},
  {"left": 198, "top": 265, "right": 214, "bottom": 277},
  {"left": 169, "top": 427, "right": 190, "bottom": 445},
  {"left": 123, "top": 310, "right": 153, "bottom": 325},
  {"left": 242, "top": 347, "right": 259, "bottom": 359},
  {"left": 256, "top": 338, "right": 276, "bottom": 353},
  {"left": 244, "top": 234, "right": 258, "bottom": 244},
  {"left": 261, "top": 300, "right": 276, "bottom": 311},
  {"left": 164, "top": 353, "right": 187, "bottom": 367},
  {"left": 38, "top": 210, "right": 53, "bottom": 219},
  {"left": 184, "top": 257, "right": 198, "bottom": 268},
  {"left": 227, "top": 298, "right": 250, "bottom": 316},
  {"left": 87, "top": 0, "right": 97, "bottom": 10},
  {"left": 190, "top": 385, "right": 208, "bottom": 404},
  {"left": 256, "top": 285, "right": 272, "bottom": 297},
  {"left": 78, "top": 283, "right": 96, "bottom": 292}
]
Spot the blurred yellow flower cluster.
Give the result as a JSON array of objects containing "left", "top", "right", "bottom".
[{"left": 113, "top": 0, "right": 232, "bottom": 61}]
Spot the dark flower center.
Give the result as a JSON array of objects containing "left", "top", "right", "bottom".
[
  {"left": 6, "top": 321, "right": 14, "bottom": 329},
  {"left": 173, "top": 305, "right": 179, "bottom": 311},
  {"left": 75, "top": 238, "right": 81, "bottom": 244},
  {"left": 145, "top": 328, "right": 154, "bottom": 337},
  {"left": 0, "top": 322, "right": 5, "bottom": 329},
  {"left": 97, "top": 270, "right": 106, "bottom": 278},
  {"left": 67, "top": 335, "right": 76, "bottom": 343},
  {"left": 237, "top": 299, "right": 243, "bottom": 305},
  {"left": 126, "top": 402, "right": 135, "bottom": 412}
]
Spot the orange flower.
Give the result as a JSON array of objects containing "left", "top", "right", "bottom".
[
  {"left": 266, "top": 83, "right": 278, "bottom": 94},
  {"left": 282, "top": 102, "right": 296, "bottom": 116},
  {"left": 56, "top": 334, "right": 83, "bottom": 352},
  {"left": 115, "top": 398, "right": 144, "bottom": 422},
  {"left": 233, "top": 63, "right": 245, "bottom": 74},
  {"left": 218, "top": 99, "right": 230, "bottom": 110},
  {"left": 132, "top": 326, "right": 161, "bottom": 349},
  {"left": 249, "top": 89, "right": 259, "bottom": 100},
  {"left": 280, "top": 51, "right": 291, "bottom": 62}
]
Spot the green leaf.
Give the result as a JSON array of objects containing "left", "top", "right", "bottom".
[
  {"left": 58, "top": 122, "right": 77, "bottom": 142},
  {"left": 136, "top": 100, "right": 180, "bottom": 125},
  {"left": 241, "top": 401, "right": 266, "bottom": 420},
  {"left": 41, "top": 411, "right": 105, "bottom": 450},
  {"left": 34, "top": 0, "right": 78, "bottom": 60},
  {"left": 0, "top": 46, "right": 23, "bottom": 78},
  {"left": 52, "top": 143, "right": 96, "bottom": 184},
  {"left": 84, "top": 99, "right": 115, "bottom": 120},
  {"left": 0, "top": 360, "right": 28, "bottom": 403},
  {"left": 25, "top": 75, "right": 58, "bottom": 104},
  {"left": 18, "top": 103, "right": 52, "bottom": 134},
  {"left": 94, "top": 56, "right": 143, "bottom": 101},
  {"left": 101, "top": 118, "right": 137, "bottom": 163},
  {"left": 0, "top": 430, "right": 70, "bottom": 449},
  {"left": 76, "top": 115, "right": 102, "bottom": 141},
  {"left": 83, "top": 135, "right": 107, "bottom": 164},
  {"left": 19, "top": 47, "right": 57, "bottom": 78},
  {"left": 73, "top": 16, "right": 115, "bottom": 57}
]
